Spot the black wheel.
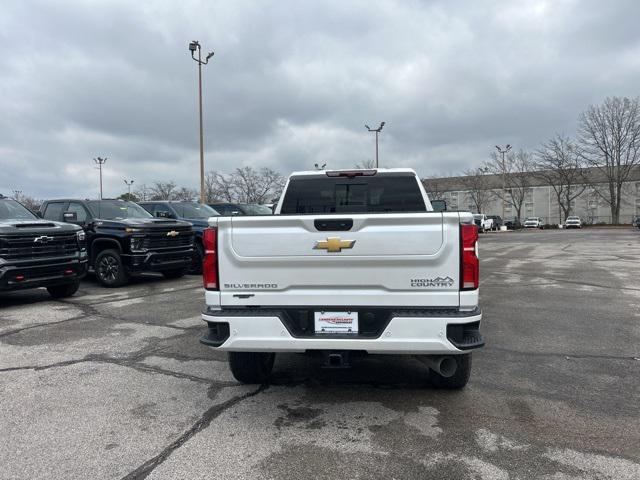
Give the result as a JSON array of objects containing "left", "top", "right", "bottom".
[
  {"left": 47, "top": 280, "right": 80, "bottom": 298},
  {"left": 162, "top": 268, "right": 187, "bottom": 279},
  {"left": 95, "top": 249, "right": 129, "bottom": 287},
  {"left": 228, "top": 352, "right": 275, "bottom": 384},
  {"left": 430, "top": 353, "right": 472, "bottom": 389},
  {"left": 189, "top": 242, "right": 204, "bottom": 275}
]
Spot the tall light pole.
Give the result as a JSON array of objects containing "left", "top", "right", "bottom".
[
  {"left": 495, "top": 145, "right": 511, "bottom": 220},
  {"left": 94, "top": 157, "right": 107, "bottom": 200},
  {"left": 365, "top": 122, "right": 385, "bottom": 168},
  {"left": 189, "top": 40, "right": 214, "bottom": 204},
  {"left": 124, "top": 179, "right": 134, "bottom": 199}
]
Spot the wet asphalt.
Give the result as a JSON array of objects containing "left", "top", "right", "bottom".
[{"left": 1, "top": 228, "right": 639, "bottom": 479}]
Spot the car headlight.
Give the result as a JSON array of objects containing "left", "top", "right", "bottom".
[{"left": 76, "top": 230, "right": 86, "bottom": 241}]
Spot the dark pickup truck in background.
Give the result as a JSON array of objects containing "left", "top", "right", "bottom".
[
  {"left": 139, "top": 201, "right": 219, "bottom": 274},
  {"left": 0, "top": 194, "right": 87, "bottom": 298},
  {"left": 40, "top": 199, "right": 194, "bottom": 287}
]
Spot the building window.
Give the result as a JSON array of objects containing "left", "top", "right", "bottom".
[
  {"left": 525, "top": 188, "right": 534, "bottom": 203},
  {"left": 525, "top": 202, "right": 534, "bottom": 214}
]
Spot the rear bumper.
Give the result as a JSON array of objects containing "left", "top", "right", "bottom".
[
  {"left": 0, "top": 257, "right": 87, "bottom": 291},
  {"left": 200, "top": 308, "right": 483, "bottom": 354},
  {"left": 122, "top": 248, "right": 194, "bottom": 273}
]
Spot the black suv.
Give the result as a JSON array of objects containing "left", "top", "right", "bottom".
[
  {"left": 139, "top": 201, "right": 219, "bottom": 274},
  {"left": 486, "top": 215, "right": 503, "bottom": 231},
  {"left": 40, "top": 199, "right": 194, "bottom": 287},
  {"left": 0, "top": 194, "right": 87, "bottom": 298}
]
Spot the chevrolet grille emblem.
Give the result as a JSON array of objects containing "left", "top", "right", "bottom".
[
  {"left": 166, "top": 230, "right": 179, "bottom": 237},
  {"left": 314, "top": 237, "right": 356, "bottom": 253},
  {"left": 33, "top": 235, "right": 54, "bottom": 244}
]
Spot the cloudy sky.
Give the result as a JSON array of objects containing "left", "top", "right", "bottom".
[{"left": 1, "top": 0, "right": 639, "bottom": 199}]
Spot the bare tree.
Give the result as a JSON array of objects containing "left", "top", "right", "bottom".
[
  {"left": 460, "top": 168, "right": 493, "bottom": 213},
  {"left": 577, "top": 96, "right": 640, "bottom": 224},
  {"left": 117, "top": 192, "right": 140, "bottom": 202},
  {"left": 12, "top": 192, "right": 42, "bottom": 213},
  {"left": 485, "top": 149, "right": 533, "bottom": 221},
  {"left": 133, "top": 184, "right": 150, "bottom": 201},
  {"left": 206, "top": 167, "right": 284, "bottom": 204},
  {"left": 173, "top": 187, "right": 198, "bottom": 202},
  {"left": 534, "top": 134, "right": 587, "bottom": 223},
  {"left": 148, "top": 181, "right": 177, "bottom": 200}
]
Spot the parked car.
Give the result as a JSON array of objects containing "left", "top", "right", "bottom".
[
  {"left": 209, "top": 203, "right": 273, "bottom": 216},
  {"left": 633, "top": 216, "right": 640, "bottom": 229},
  {"left": 473, "top": 214, "right": 494, "bottom": 233},
  {"left": 139, "top": 201, "right": 219, "bottom": 274},
  {"left": 486, "top": 215, "right": 503, "bottom": 230},
  {"left": 564, "top": 216, "right": 582, "bottom": 229},
  {"left": 0, "top": 194, "right": 87, "bottom": 298},
  {"left": 503, "top": 217, "right": 522, "bottom": 230},
  {"left": 40, "top": 199, "right": 194, "bottom": 287},
  {"left": 523, "top": 217, "right": 544, "bottom": 229},
  {"left": 200, "top": 168, "right": 484, "bottom": 389}
]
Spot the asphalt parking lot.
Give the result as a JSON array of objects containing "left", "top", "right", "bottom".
[{"left": 1, "top": 228, "right": 639, "bottom": 480}]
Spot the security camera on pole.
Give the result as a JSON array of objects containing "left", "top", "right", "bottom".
[
  {"left": 495, "top": 144, "right": 512, "bottom": 221},
  {"left": 188, "top": 40, "right": 214, "bottom": 204},
  {"left": 94, "top": 157, "right": 107, "bottom": 200},
  {"left": 365, "top": 122, "right": 385, "bottom": 168}
]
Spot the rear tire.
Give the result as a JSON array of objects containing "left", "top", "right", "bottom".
[
  {"left": 95, "top": 249, "right": 129, "bottom": 287},
  {"left": 47, "top": 280, "right": 80, "bottom": 298},
  {"left": 162, "top": 268, "right": 187, "bottom": 279},
  {"left": 228, "top": 352, "right": 275, "bottom": 384},
  {"left": 430, "top": 353, "right": 472, "bottom": 389}
]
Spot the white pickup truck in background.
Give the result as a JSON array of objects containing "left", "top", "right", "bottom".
[
  {"left": 473, "top": 214, "right": 494, "bottom": 233},
  {"left": 200, "top": 168, "right": 484, "bottom": 388}
]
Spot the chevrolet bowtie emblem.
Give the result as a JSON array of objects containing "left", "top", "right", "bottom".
[
  {"left": 166, "top": 230, "right": 179, "bottom": 237},
  {"left": 314, "top": 237, "right": 356, "bottom": 253}
]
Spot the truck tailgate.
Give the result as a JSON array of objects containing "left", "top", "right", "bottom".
[{"left": 216, "top": 213, "right": 462, "bottom": 308}]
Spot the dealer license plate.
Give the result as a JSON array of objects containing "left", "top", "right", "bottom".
[{"left": 314, "top": 311, "right": 359, "bottom": 334}]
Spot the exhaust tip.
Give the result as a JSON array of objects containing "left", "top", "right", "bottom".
[{"left": 438, "top": 357, "right": 457, "bottom": 378}]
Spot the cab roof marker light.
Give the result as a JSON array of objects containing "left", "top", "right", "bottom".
[{"left": 326, "top": 170, "right": 377, "bottom": 178}]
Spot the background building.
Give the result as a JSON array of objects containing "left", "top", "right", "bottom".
[{"left": 423, "top": 167, "right": 640, "bottom": 225}]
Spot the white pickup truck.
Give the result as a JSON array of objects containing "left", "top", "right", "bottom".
[
  {"left": 200, "top": 168, "right": 483, "bottom": 388},
  {"left": 473, "top": 214, "right": 494, "bottom": 233}
]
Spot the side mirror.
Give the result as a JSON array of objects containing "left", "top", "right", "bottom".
[
  {"left": 63, "top": 211, "right": 78, "bottom": 222},
  {"left": 431, "top": 200, "right": 447, "bottom": 212}
]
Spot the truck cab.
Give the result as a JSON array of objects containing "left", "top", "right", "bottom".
[
  {"left": 0, "top": 194, "right": 87, "bottom": 298},
  {"left": 40, "top": 199, "right": 195, "bottom": 287},
  {"left": 199, "top": 168, "right": 484, "bottom": 388}
]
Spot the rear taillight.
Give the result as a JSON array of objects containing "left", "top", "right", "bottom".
[
  {"left": 202, "top": 227, "right": 219, "bottom": 290},
  {"left": 461, "top": 224, "right": 479, "bottom": 290}
]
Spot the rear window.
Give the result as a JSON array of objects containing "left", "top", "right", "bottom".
[{"left": 280, "top": 174, "right": 426, "bottom": 214}]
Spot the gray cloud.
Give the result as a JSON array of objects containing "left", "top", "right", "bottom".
[{"left": 1, "top": 0, "right": 639, "bottom": 199}]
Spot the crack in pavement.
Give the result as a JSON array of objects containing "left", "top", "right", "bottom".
[
  {"left": 483, "top": 270, "right": 640, "bottom": 292},
  {"left": 0, "top": 314, "right": 89, "bottom": 339},
  {"left": 66, "top": 284, "right": 201, "bottom": 308},
  {"left": 0, "top": 351, "right": 238, "bottom": 387},
  {"left": 484, "top": 346, "right": 639, "bottom": 361},
  {"left": 120, "top": 384, "right": 268, "bottom": 480}
]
